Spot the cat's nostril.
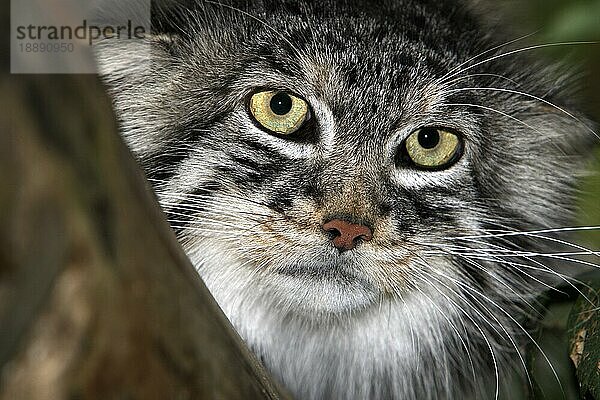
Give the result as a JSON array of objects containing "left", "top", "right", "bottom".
[
  {"left": 322, "top": 219, "right": 373, "bottom": 252},
  {"left": 325, "top": 226, "right": 342, "bottom": 241}
]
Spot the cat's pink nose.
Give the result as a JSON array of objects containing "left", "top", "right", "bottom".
[{"left": 322, "top": 219, "right": 373, "bottom": 252}]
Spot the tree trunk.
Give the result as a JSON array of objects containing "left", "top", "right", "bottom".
[{"left": 0, "top": 61, "right": 289, "bottom": 400}]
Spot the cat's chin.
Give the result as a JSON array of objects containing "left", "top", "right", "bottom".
[
  {"left": 263, "top": 265, "right": 382, "bottom": 317},
  {"left": 187, "top": 240, "right": 381, "bottom": 318}
]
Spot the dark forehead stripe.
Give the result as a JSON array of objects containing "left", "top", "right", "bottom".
[
  {"left": 228, "top": 0, "right": 478, "bottom": 79},
  {"left": 340, "top": 51, "right": 416, "bottom": 89}
]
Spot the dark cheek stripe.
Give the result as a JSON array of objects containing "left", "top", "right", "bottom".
[
  {"left": 165, "top": 180, "right": 222, "bottom": 236},
  {"left": 141, "top": 111, "right": 231, "bottom": 181},
  {"left": 143, "top": 151, "right": 189, "bottom": 182}
]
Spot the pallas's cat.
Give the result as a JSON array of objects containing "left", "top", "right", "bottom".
[{"left": 97, "top": 1, "right": 596, "bottom": 398}]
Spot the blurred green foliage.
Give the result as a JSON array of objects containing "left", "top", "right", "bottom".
[
  {"left": 494, "top": 2, "right": 600, "bottom": 399},
  {"left": 520, "top": 0, "right": 600, "bottom": 248}
]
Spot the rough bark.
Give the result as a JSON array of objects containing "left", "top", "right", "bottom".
[{"left": 0, "top": 70, "right": 288, "bottom": 399}]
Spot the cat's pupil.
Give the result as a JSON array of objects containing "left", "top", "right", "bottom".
[
  {"left": 270, "top": 92, "right": 293, "bottom": 115},
  {"left": 417, "top": 128, "right": 440, "bottom": 149}
]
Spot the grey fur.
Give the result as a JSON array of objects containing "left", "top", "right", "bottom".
[{"left": 96, "top": 1, "right": 596, "bottom": 398}]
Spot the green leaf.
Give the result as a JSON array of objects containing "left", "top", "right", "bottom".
[{"left": 567, "top": 280, "right": 600, "bottom": 399}]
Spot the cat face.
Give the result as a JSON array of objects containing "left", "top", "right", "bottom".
[{"left": 97, "top": 0, "right": 593, "bottom": 397}]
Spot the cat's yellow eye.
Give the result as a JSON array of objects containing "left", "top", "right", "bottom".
[
  {"left": 249, "top": 90, "right": 309, "bottom": 135},
  {"left": 405, "top": 128, "right": 462, "bottom": 169}
]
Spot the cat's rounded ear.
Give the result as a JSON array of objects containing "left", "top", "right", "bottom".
[
  {"left": 93, "top": 34, "right": 177, "bottom": 80},
  {"left": 93, "top": 0, "right": 189, "bottom": 80}
]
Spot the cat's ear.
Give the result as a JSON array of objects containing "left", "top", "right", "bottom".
[
  {"left": 94, "top": 32, "right": 179, "bottom": 79},
  {"left": 94, "top": 0, "right": 271, "bottom": 78},
  {"left": 93, "top": 0, "right": 190, "bottom": 78}
]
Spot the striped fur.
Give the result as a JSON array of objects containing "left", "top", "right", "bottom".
[{"left": 96, "top": 1, "right": 596, "bottom": 398}]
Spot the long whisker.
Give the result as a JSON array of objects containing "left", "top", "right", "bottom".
[
  {"left": 439, "top": 31, "right": 540, "bottom": 82},
  {"left": 446, "top": 226, "right": 600, "bottom": 240},
  {"left": 439, "top": 41, "right": 598, "bottom": 85},
  {"left": 440, "top": 87, "right": 599, "bottom": 139},
  {"left": 423, "top": 265, "right": 565, "bottom": 398},
  {"left": 409, "top": 266, "right": 501, "bottom": 396},
  {"left": 440, "top": 102, "right": 546, "bottom": 135},
  {"left": 442, "top": 73, "right": 522, "bottom": 89},
  {"left": 413, "top": 239, "right": 546, "bottom": 314},
  {"left": 414, "top": 265, "right": 510, "bottom": 399}
]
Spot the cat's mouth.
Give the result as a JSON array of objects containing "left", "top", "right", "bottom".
[
  {"left": 264, "top": 266, "right": 381, "bottom": 316},
  {"left": 274, "top": 261, "right": 375, "bottom": 290},
  {"left": 191, "top": 229, "right": 414, "bottom": 315},
  {"left": 255, "top": 254, "right": 387, "bottom": 316}
]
